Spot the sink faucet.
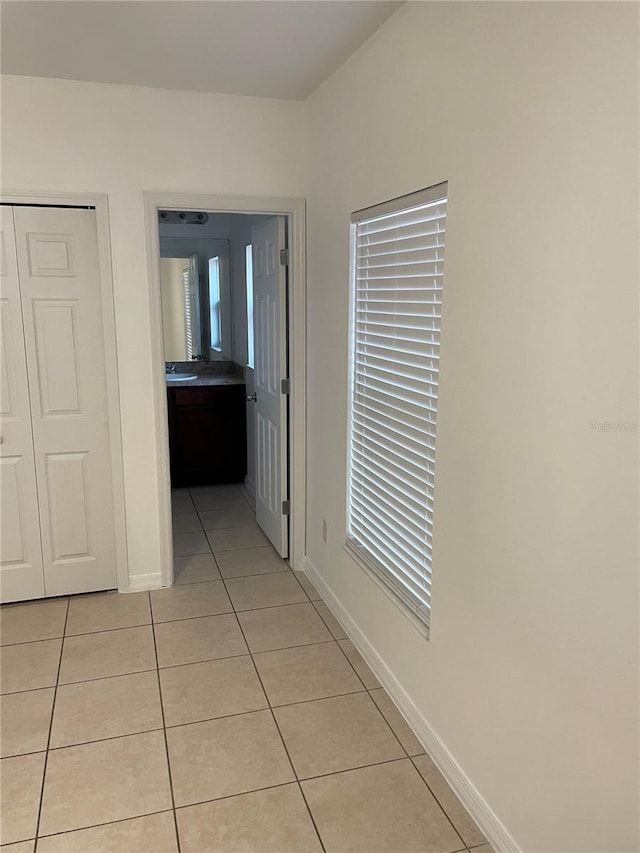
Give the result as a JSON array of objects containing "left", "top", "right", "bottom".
[{"left": 168, "top": 363, "right": 177, "bottom": 374}]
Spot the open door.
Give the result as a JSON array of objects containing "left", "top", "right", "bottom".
[{"left": 251, "top": 217, "right": 289, "bottom": 558}]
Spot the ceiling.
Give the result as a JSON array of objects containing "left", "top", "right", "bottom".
[{"left": 0, "top": 0, "right": 403, "bottom": 100}]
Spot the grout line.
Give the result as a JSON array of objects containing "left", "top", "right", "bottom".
[
  {"left": 410, "top": 755, "right": 472, "bottom": 849},
  {"left": 32, "top": 596, "right": 70, "bottom": 851},
  {"left": 50, "top": 666, "right": 159, "bottom": 690},
  {"left": 296, "top": 754, "right": 409, "bottom": 784},
  {"left": 0, "top": 636, "right": 67, "bottom": 649},
  {"left": 173, "top": 780, "right": 296, "bottom": 812},
  {"left": 332, "top": 635, "right": 374, "bottom": 693},
  {"left": 64, "top": 621, "right": 152, "bottom": 640},
  {"left": 310, "top": 601, "right": 348, "bottom": 640},
  {"left": 33, "top": 808, "right": 175, "bottom": 843},
  {"left": 148, "top": 591, "right": 182, "bottom": 853},
  {"left": 0, "top": 594, "right": 70, "bottom": 613}
]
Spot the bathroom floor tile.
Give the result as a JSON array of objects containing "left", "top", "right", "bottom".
[
  {"left": 171, "top": 494, "right": 195, "bottom": 515},
  {"left": 207, "top": 524, "right": 270, "bottom": 552},
  {"left": 50, "top": 671, "right": 163, "bottom": 748},
  {"left": 198, "top": 507, "right": 256, "bottom": 530},
  {"left": 0, "top": 752, "right": 46, "bottom": 845},
  {"left": 216, "top": 546, "right": 290, "bottom": 579},
  {"left": 370, "top": 688, "right": 424, "bottom": 756},
  {"left": 58, "top": 627, "right": 155, "bottom": 684},
  {"left": 0, "top": 599, "right": 67, "bottom": 646},
  {"left": 166, "top": 710, "right": 294, "bottom": 806},
  {"left": 39, "top": 731, "right": 172, "bottom": 836},
  {"left": 176, "top": 784, "right": 323, "bottom": 853},
  {"left": 0, "top": 640, "right": 62, "bottom": 695},
  {"left": 172, "top": 513, "right": 203, "bottom": 534},
  {"left": 313, "top": 601, "right": 347, "bottom": 640},
  {"left": 413, "top": 753, "right": 486, "bottom": 846},
  {"left": 37, "top": 811, "right": 178, "bottom": 853},
  {"left": 225, "top": 571, "right": 307, "bottom": 611},
  {"left": 338, "top": 639, "right": 381, "bottom": 689},
  {"left": 302, "top": 759, "right": 463, "bottom": 853},
  {"left": 189, "top": 484, "right": 244, "bottom": 498},
  {"left": 0, "top": 688, "right": 54, "bottom": 758},
  {"left": 274, "top": 692, "right": 404, "bottom": 779},
  {"left": 172, "top": 531, "right": 211, "bottom": 557},
  {"left": 65, "top": 591, "right": 150, "bottom": 636},
  {"left": 150, "top": 581, "right": 231, "bottom": 623},
  {"left": 190, "top": 487, "right": 248, "bottom": 512},
  {"left": 254, "top": 642, "right": 363, "bottom": 707},
  {"left": 238, "top": 603, "right": 332, "bottom": 653},
  {"left": 154, "top": 614, "right": 247, "bottom": 668},
  {"left": 173, "top": 554, "right": 220, "bottom": 585},
  {"left": 160, "top": 657, "right": 267, "bottom": 727}
]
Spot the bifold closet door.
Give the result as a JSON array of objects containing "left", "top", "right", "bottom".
[
  {"left": 12, "top": 206, "right": 117, "bottom": 597},
  {"left": 0, "top": 207, "right": 46, "bottom": 601}
]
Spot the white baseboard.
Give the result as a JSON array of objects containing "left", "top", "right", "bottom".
[
  {"left": 303, "top": 555, "right": 520, "bottom": 853},
  {"left": 122, "top": 572, "right": 164, "bottom": 592}
]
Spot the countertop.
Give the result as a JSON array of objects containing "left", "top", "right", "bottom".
[{"left": 165, "top": 374, "right": 246, "bottom": 388}]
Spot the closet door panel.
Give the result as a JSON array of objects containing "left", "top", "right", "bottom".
[
  {"left": 0, "top": 207, "right": 45, "bottom": 602},
  {"left": 14, "top": 207, "right": 117, "bottom": 596}
]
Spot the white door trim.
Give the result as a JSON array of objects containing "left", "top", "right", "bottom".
[
  {"left": 143, "top": 192, "right": 307, "bottom": 587},
  {"left": 1, "top": 189, "right": 129, "bottom": 592}
]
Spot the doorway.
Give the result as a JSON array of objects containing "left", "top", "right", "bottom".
[{"left": 144, "top": 193, "right": 306, "bottom": 588}]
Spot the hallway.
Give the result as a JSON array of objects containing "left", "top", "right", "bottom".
[{"left": 1, "top": 484, "right": 489, "bottom": 852}]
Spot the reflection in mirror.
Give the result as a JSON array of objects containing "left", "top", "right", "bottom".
[
  {"left": 160, "top": 256, "right": 201, "bottom": 361},
  {"left": 159, "top": 229, "right": 231, "bottom": 362}
]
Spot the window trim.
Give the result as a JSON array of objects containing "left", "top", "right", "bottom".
[
  {"left": 246, "top": 243, "right": 255, "bottom": 369},
  {"left": 208, "top": 255, "right": 222, "bottom": 353},
  {"left": 346, "top": 181, "right": 448, "bottom": 638}
]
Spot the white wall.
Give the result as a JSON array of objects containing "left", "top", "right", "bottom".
[
  {"left": 305, "top": 3, "right": 638, "bottom": 852},
  {"left": 1, "top": 74, "right": 306, "bottom": 587}
]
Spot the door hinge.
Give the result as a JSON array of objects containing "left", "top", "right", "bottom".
[
  {"left": 282, "top": 500, "right": 290, "bottom": 515},
  {"left": 281, "top": 378, "right": 290, "bottom": 395},
  {"left": 279, "top": 248, "right": 289, "bottom": 266}
]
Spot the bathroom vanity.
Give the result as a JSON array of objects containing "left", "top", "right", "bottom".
[{"left": 166, "top": 373, "right": 247, "bottom": 486}]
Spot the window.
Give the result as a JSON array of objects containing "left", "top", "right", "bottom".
[
  {"left": 246, "top": 244, "right": 255, "bottom": 368},
  {"left": 346, "top": 182, "right": 448, "bottom": 631},
  {"left": 208, "top": 256, "right": 221, "bottom": 351}
]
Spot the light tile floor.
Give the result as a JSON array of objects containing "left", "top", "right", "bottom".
[{"left": 0, "top": 484, "right": 492, "bottom": 853}]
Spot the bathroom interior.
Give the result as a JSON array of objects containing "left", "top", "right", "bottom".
[{"left": 159, "top": 210, "right": 288, "bottom": 576}]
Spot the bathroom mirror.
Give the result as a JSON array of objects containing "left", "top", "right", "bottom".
[{"left": 159, "top": 237, "right": 232, "bottom": 362}]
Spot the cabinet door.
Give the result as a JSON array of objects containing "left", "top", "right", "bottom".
[
  {"left": 0, "top": 207, "right": 46, "bottom": 602},
  {"left": 13, "top": 207, "right": 117, "bottom": 597},
  {"left": 170, "top": 387, "right": 247, "bottom": 486}
]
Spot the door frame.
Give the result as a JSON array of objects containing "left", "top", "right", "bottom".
[
  {"left": 1, "top": 189, "right": 129, "bottom": 593},
  {"left": 143, "top": 192, "right": 306, "bottom": 586}
]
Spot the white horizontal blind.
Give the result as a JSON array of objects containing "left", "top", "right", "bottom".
[
  {"left": 182, "top": 266, "right": 194, "bottom": 360},
  {"left": 346, "top": 183, "right": 448, "bottom": 629}
]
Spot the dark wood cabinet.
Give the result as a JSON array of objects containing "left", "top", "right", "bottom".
[{"left": 167, "top": 384, "right": 247, "bottom": 486}]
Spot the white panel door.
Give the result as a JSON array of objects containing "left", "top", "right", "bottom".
[
  {"left": 0, "top": 207, "right": 46, "bottom": 602},
  {"left": 251, "top": 218, "right": 288, "bottom": 557},
  {"left": 13, "top": 206, "right": 117, "bottom": 596}
]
